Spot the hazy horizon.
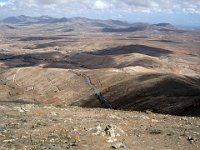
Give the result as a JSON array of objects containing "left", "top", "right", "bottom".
[{"left": 0, "top": 0, "right": 200, "bottom": 28}]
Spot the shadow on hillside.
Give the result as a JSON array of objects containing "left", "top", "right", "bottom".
[
  {"left": 87, "top": 44, "right": 173, "bottom": 57},
  {"left": 24, "top": 40, "right": 78, "bottom": 49},
  {"left": 102, "top": 26, "right": 147, "bottom": 32},
  {"left": 127, "top": 36, "right": 148, "bottom": 39},
  {"left": 0, "top": 44, "right": 173, "bottom": 69},
  {"left": 77, "top": 73, "right": 200, "bottom": 117},
  {"left": 19, "top": 36, "right": 64, "bottom": 41},
  {"left": 159, "top": 29, "right": 187, "bottom": 33},
  {"left": 0, "top": 51, "right": 79, "bottom": 69},
  {"left": 67, "top": 44, "right": 172, "bottom": 69},
  {"left": 149, "top": 39, "right": 182, "bottom": 44}
]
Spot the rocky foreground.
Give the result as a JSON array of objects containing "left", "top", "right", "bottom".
[{"left": 0, "top": 104, "right": 199, "bottom": 150}]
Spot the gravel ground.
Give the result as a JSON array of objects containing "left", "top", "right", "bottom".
[{"left": 0, "top": 104, "right": 199, "bottom": 150}]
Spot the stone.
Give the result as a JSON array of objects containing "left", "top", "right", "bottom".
[
  {"left": 3, "top": 139, "right": 16, "bottom": 143},
  {"left": 187, "top": 136, "right": 194, "bottom": 144},
  {"left": 148, "top": 127, "right": 163, "bottom": 135},
  {"left": 106, "top": 137, "right": 117, "bottom": 143},
  {"left": 109, "top": 115, "right": 121, "bottom": 119},
  {"left": 111, "top": 142, "right": 126, "bottom": 149},
  {"left": 105, "top": 124, "right": 126, "bottom": 137},
  {"left": 105, "top": 124, "right": 116, "bottom": 137},
  {"left": 145, "top": 110, "right": 153, "bottom": 114},
  {"left": 151, "top": 119, "right": 159, "bottom": 122},
  {"left": 92, "top": 125, "right": 103, "bottom": 135},
  {"left": 96, "top": 125, "right": 102, "bottom": 131}
]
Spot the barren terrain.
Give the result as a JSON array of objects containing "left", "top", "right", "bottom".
[{"left": 0, "top": 16, "right": 200, "bottom": 149}]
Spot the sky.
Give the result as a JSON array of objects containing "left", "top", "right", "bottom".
[{"left": 0, "top": 0, "right": 200, "bottom": 27}]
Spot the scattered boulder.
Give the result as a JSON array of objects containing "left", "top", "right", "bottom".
[
  {"left": 111, "top": 142, "right": 126, "bottom": 149},
  {"left": 147, "top": 127, "right": 163, "bottom": 135},
  {"left": 106, "top": 137, "right": 117, "bottom": 143},
  {"left": 187, "top": 136, "right": 194, "bottom": 144},
  {"left": 92, "top": 125, "right": 104, "bottom": 136},
  {"left": 105, "top": 124, "right": 126, "bottom": 137},
  {"left": 105, "top": 124, "right": 116, "bottom": 137}
]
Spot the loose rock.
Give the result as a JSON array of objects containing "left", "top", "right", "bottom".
[
  {"left": 111, "top": 142, "right": 126, "bottom": 149},
  {"left": 105, "top": 124, "right": 116, "bottom": 137},
  {"left": 187, "top": 136, "right": 194, "bottom": 144}
]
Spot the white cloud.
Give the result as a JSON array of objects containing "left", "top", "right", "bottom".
[
  {"left": 0, "top": 2, "right": 6, "bottom": 7},
  {"left": 0, "top": 0, "right": 200, "bottom": 18},
  {"left": 93, "top": 0, "right": 110, "bottom": 10}
]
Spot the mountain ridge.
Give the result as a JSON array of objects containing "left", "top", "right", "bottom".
[
  {"left": 0, "top": 15, "right": 179, "bottom": 33},
  {"left": 0, "top": 15, "right": 174, "bottom": 26}
]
